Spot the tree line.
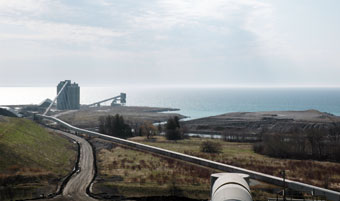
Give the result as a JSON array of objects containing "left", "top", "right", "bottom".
[
  {"left": 99, "top": 114, "right": 132, "bottom": 139},
  {"left": 253, "top": 127, "right": 340, "bottom": 162},
  {"left": 98, "top": 115, "right": 186, "bottom": 140}
]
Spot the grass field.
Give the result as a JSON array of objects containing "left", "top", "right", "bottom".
[
  {"left": 0, "top": 117, "right": 77, "bottom": 200},
  {"left": 94, "top": 144, "right": 213, "bottom": 200},
  {"left": 93, "top": 138, "right": 278, "bottom": 201},
  {"left": 130, "top": 136, "right": 340, "bottom": 192}
]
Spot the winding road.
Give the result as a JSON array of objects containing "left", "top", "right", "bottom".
[{"left": 48, "top": 130, "right": 97, "bottom": 201}]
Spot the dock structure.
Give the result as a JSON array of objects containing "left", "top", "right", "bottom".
[
  {"left": 57, "top": 80, "right": 80, "bottom": 110},
  {"left": 88, "top": 93, "right": 126, "bottom": 107}
]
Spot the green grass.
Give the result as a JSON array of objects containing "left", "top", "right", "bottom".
[
  {"left": 0, "top": 117, "right": 77, "bottom": 199},
  {"left": 0, "top": 117, "right": 76, "bottom": 177},
  {"left": 0, "top": 117, "right": 77, "bottom": 201}
]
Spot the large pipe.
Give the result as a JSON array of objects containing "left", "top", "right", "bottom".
[{"left": 211, "top": 173, "right": 252, "bottom": 201}]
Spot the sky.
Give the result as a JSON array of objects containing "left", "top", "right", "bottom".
[{"left": 0, "top": 0, "right": 339, "bottom": 87}]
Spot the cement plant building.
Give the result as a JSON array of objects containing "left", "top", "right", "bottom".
[{"left": 57, "top": 80, "right": 80, "bottom": 110}]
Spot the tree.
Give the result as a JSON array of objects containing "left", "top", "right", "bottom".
[
  {"left": 139, "top": 122, "right": 158, "bottom": 139},
  {"left": 99, "top": 114, "right": 132, "bottom": 139},
  {"left": 329, "top": 124, "right": 340, "bottom": 142},
  {"left": 157, "top": 122, "right": 163, "bottom": 134},
  {"left": 165, "top": 116, "right": 183, "bottom": 140},
  {"left": 174, "top": 116, "right": 180, "bottom": 128},
  {"left": 306, "top": 128, "right": 325, "bottom": 159}
]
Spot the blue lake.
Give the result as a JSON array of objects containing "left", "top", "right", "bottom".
[{"left": 1, "top": 87, "right": 340, "bottom": 119}]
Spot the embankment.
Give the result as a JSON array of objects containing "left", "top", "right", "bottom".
[{"left": 0, "top": 117, "right": 77, "bottom": 201}]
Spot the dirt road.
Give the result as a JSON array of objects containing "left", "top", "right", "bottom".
[{"left": 49, "top": 130, "right": 97, "bottom": 201}]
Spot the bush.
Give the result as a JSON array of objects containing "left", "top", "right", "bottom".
[
  {"left": 252, "top": 142, "right": 264, "bottom": 153},
  {"left": 200, "top": 141, "right": 222, "bottom": 153}
]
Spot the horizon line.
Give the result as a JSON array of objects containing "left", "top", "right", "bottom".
[{"left": 2, "top": 84, "right": 340, "bottom": 89}]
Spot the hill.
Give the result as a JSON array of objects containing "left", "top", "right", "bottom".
[
  {"left": 184, "top": 110, "right": 340, "bottom": 135},
  {"left": 0, "top": 116, "right": 77, "bottom": 200}
]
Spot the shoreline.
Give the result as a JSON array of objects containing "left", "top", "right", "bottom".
[
  {"left": 2, "top": 104, "right": 340, "bottom": 138},
  {"left": 183, "top": 109, "right": 340, "bottom": 136}
]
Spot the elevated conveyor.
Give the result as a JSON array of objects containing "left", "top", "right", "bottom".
[{"left": 88, "top": 93, "right": 126, "bottom": 107}]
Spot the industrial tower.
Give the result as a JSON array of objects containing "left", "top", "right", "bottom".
[{"left": 57, "top": 80, "right": 80, "bottom": 110}]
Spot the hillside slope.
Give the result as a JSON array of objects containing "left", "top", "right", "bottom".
[{"left": 0, "top": 116, "right": 77, "bottom": 200}]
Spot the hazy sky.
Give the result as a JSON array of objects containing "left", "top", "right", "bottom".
[{"left": 0, "top": 0, "right": 339, "bottom": 87}]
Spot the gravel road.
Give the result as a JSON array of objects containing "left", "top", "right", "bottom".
[{"left": 47, "top": 130, "right": 98, "bottom": 201}]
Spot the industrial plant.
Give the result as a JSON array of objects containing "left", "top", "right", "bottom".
[
  {"left": 88, "top": 93, "right": 126, "bottom": 107},
  {"left": 57, "top": 80, "right": 80, "bottom": 110},
  {"left": 53, "top": 80, "right": 126, "bottom": 112}
]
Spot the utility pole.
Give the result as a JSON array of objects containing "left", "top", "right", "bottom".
[{"left": 281, "top": 170, "right": 286, "bottom": 201}]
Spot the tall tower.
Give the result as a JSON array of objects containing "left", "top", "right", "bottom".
[{"left": 57, "top": 80, "right": 80, "bottom": 110}]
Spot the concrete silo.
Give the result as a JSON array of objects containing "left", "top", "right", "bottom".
[{"left": 57, "top": 80, "right": 80, "bottom": 110}]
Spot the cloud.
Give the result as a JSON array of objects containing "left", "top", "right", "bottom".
[
  {"left": 0, "top": 0, "right": 277, "bottom": 60},
  {"left": 0, "top": 0, "right": 126, "bottom": 45},
  {"left": 127, "top": 0, "right": 238, "bottom": 30},
  {"left": 0, "top": 18, "right": 125, "bottom": 43},
  {"left": 0, "top": 0, "right": 339, "bottom": 86},
  {"left": 0, "top": 0, "right": 58, "bottom": 16}
]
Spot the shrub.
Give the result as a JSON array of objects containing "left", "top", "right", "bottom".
[
  {"left": 252, "top": 142, "right": 264, "bottom": 153},
  {"left": 200, "top": 141, "right": 222, "bottom": 153}
]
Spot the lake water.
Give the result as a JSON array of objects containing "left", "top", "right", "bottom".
[{"left": 1, "top": 87, "right": 340, "bottom": 120}]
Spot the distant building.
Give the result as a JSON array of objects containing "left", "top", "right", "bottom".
[
  {"left": 120, "top": 93, "right": 126, "bottom": 105},
  {"left": 38, "top": 98, "right": 53, "bottom": 108},
  {"left": 110, "top": 93, "right": 126, "bottom": 106},
  {"left": 57, "top": 80, "right": 80, "bottom": 110}
]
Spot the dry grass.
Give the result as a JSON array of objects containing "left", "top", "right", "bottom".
[
  {"left": 95, "top": 145, "right": 213, "bottom": 200},
  {"left": 130, "top": 136, "right": 340, "bottom": 192},
  {"left": 94, "top": 139, "right": 279, "bottom": 200}
]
